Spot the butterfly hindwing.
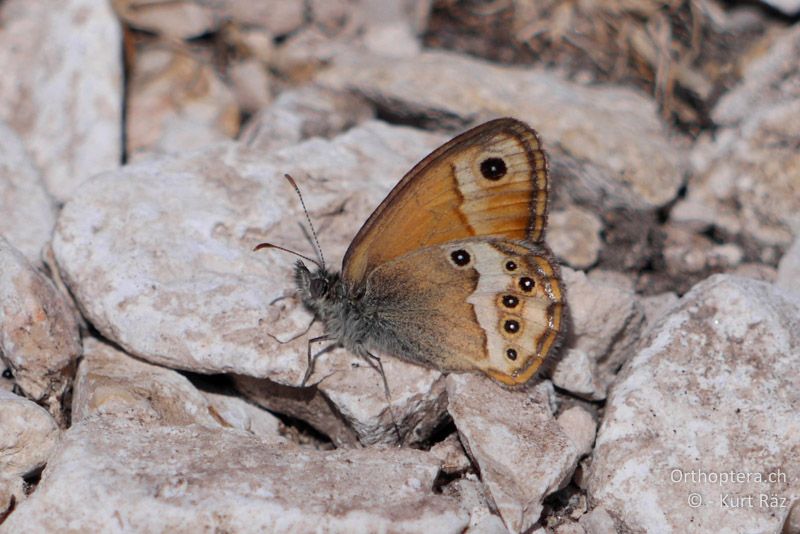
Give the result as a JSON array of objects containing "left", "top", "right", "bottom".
[
  {"left": 342, "top": 118, "right": 549, "bottom": 285},
  {"left": 363, "top": 238, "right": 565, "bottom": 386}
]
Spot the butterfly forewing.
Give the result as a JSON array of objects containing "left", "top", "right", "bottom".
[{"left": 342, "top": 118, "right": 549, "bottom": 286}]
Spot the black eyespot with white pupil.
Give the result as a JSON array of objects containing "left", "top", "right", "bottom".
[
  {"left": 519, "top": 277, "right": 535, "bottom": 292},
  {"left": 480, "top": 157, "right": 507, "bottom": 180},
  {"left": 504, "top": 320, "right": 520, "bottom": 333},
  {"left": 450, "top": 249, "right": 471, "bottom": 266},
  {"left": 502, "top": 295, "right": 519, "bottom": 308},
  {"left": 505, "top": 260, "right": 517, "bottom": 271},
  {"left": 506, "top": 348, "right": 518, "bottom": 361}
]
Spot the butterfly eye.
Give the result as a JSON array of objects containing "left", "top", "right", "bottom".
[
  {"left": 506, "top": 348, "right": 518, "bottom": 361},
  {"left": 480, "top": 157, "right": 507, "bottom": 180},
  {"left": 310, "top": 278, "right": 328, "bottom": 298},
  {"left": 450, "top": 249, "right": 471, "bottom": 267}
]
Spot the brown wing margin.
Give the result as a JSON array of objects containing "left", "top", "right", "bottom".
[{"left": 342, "top": 117, "right": 550, "bottom": 285}]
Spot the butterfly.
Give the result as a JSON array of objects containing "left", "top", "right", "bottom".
[{"left": 259, "top": 118, "right": 565, "bottom": 388}]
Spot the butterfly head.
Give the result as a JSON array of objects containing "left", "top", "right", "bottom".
[{"left": 294, "top": 260, "right": 343, "bottom": 313}]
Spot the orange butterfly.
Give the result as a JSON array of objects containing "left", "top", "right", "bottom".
[{"left": 260, "top": 118, "right": 565, "bottom": 388}]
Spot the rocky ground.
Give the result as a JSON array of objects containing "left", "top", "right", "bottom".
[{"left": 0, "top": 1, "right": 799, "bottom": 533}]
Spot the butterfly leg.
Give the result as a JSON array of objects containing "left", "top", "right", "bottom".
[
  {"left": 265, "top": 317, "right": 317, "bottom": 345},
  {"left": 301, "top": 334, "right": 336, "bottom": 387},
  {"left": 362, "top": 350, "right": 402, "bottom": 445}
]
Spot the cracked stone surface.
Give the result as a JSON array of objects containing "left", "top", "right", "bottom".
[
  {"left": 0, "top": 0, "right": 122, "bottom": 202},
  {"left": 587, "top": 275, "right": 800, "bottom": 533},
  {"left": 447, "top": 374, "right": 579, "bottom": 533},
  {"left": 1, "top": 419, "right": 468, "bottom": 533},
  {"left": 0, "top": 122, "right": 56, "bottom": 263},
  {"left": 0, "top": 238, "right": 81, "bottom": 423}
]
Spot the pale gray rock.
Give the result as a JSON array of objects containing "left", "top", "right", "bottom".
[
  {"left": 556, "top": 406, "right": 597, "bottom": 459},
  {"left": 782, "top": 499, "right": 800, "bottom": 534},
  {"left": 312, "top": 354, "right": 448, "bottom": 446},
  {"left": 0, "top": 238, "right": 81, "bottom": 423},
  {"left": 430, "top": 433, "right": 472, "bottom": 475},
  {"left": 550, "top": 349, "right": 604, "bottom": 402},
  {"left": 273, "top": 26, "right": 352, "bottom": 83},
  {"left": 468, "top": 514, "right": 511, "bottom": 534},
  {"left": 127, "top": 46, "right": 240, "bottom": 160},
  {"left": 0, "top": 475, "right": 23, "bottom": 522},
  {"left": 444, "top": 477, "right": 509, "bottom": 534},
  {"left": 221, "top": 25, "right": 275, "bottom": 65},
  {"left": 548, "top": 207, "right": 603, "bottom": 270},
  {"left": 53, "top": 121, "right": 450, "bottom": 444},
  {"left": 0, "top": 123, "right": 55, "bottom": 263},
  {"left": 0, "top": 0, "right": 121, "bottom": 202},
  {"left": 72, "top": 337, "right": 215, "bottom": 426},
  {"left": 588, "top": 275, "right": 800, "bottom": 533},
  {"left": 202, "top": 391, "right": 286, "bottom": 443},
  {"left": 240, "top": 85, "right": 374, "bottom": 153},
  {"left": 758, "top": 0, "right": 800, "bottom": 14},
  {"left": 663, "top": 225, "right": 744, "bottom": 280},
  {"left": 114, "top": 0, "right": 304, "bottom": 39},
  {"left": 0, "top": 389, "right": 59, "bottom": 479},
  {"left": 639, "top": 292, "right": 679, "bottom": 332},
  {"left": 235, "top": 356, "right": 448, "bottom": 447},
  {"left": 551, "top": 268, "right": 645, "bottom": 400},
  {"left": 308, "top": 0, "right": 430, "bottom": 40},
  {"left": 731, "top": 262, "right": 779, "bottom": 283},
  {"left": 447, "top": 374, "right": 579, "bottom": 533},
  {"left": 554, "top": 522, "right": 586, "bottom": 534},
  {"left": 578, "top": 507, "right": 618, "bottom": 534},
  {"left": 362, "top": 21, "right": 421, "bottom": 58},
  {"left": 234, "top": 373, "right": 361, "bottom": 447},
  {"left": 229, "top": 59, "right": 273, "bottom": 115},
  {"left": 0, "top": 369, "right": 12, "bottom": 393},
  {"left": 318, "top": 50, "right": 687, "bottom": 213},
  {"left": 777, "top": 237, "right": 800, "bottom": 295},
  {"left": 1, "top": 419, "right": 468, "bottom": 533},
  {"left": 713, "top": 26, "right": 800, "bottom": 126},
  {"left": 73, "top": 338, "right": 288, "bottom": 444},
  {"left": 674, "top": 30, "right": 800, "bottom": 257}
]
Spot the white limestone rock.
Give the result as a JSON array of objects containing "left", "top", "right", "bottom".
[
  {"left": 777, "top": 236, "right": 800, "bottom": 295},
  {"left": 674, "top": 27, "right": 800, "bottom": 258},
  {"left": 73, "top": 338, "right": 289, "bottom": 445},
  {"left": 202, "top": 390, "right": 286, "bottom": 443},
  {"left": 713, "top": 26, "right": 800, "bottom": 126},
  {"left": 114, "top": 0, "right": 305, "bottom": 39},
  {"left": 0, "top": 122, "right": 56, "bottom": 263},
  {"left": 240, "top": 85, "right": 374, "bottom": 153},
  {"left": 0, "top": 389, "right": 59, "bottom": 485},
  {"left": 1, "top": 419, "right": 468, "bottom": 532},
  {"left": 447, "top": 375, "right": 578, "bottom": 533},
  {"left": 0, "top": 0, "right": 122, "bottom": 202},
  {"left": 318, "top": 50, "right": 687, "bottom": 213},
  {"left": 548, "top": 207, "right": 603, "bottom": 270},
  {"left": 556, "top": 405, "right": 597, "bottom": 459},
  {"left": 127, "top": 46, "right": 240, "bottom": 160},
  {"left": 550, "top": 267, "right": 645, "bottom": 400},
  {"left": 0, "top": 238, "right": 81, "bottom": 423},
  {"left": 587, "top": 275, "right": 800, "bottom": 533}
]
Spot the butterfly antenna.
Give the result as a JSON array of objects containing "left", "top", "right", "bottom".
[
  {"left": 284, "top": 174, "right": 326, "bottom": 270},
  {"left": 253, "top": 242, "right": 322, "bottom": 269}
]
